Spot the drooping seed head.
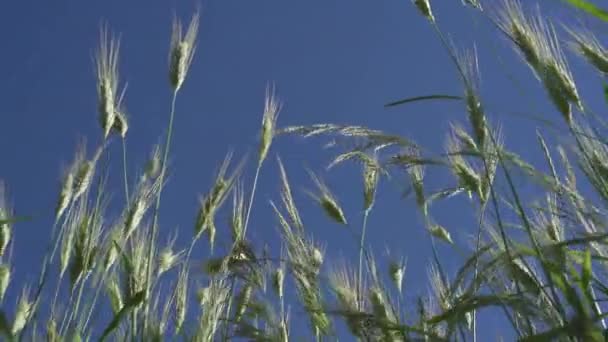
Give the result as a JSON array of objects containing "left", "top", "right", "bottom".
[
  {"left": 95, "top": 24, "right": 124, "bottom": 139},
  {"left": 112, "top": 109, "right": 129, "bottom": 138},
  {"left": 0, "top": 264, "right": 9, "bottom": 302},
  {"left": 258, "top": 84, "right": 281, "bottom": 166},
  {"left": 363, "top": 158, "right": 380, "bottom": 212},
  {"left": 0, "top": 183, "right": 11, "bottom": 257},
  {"left": 55, "top": 171, "right": 74, "bottom": 221},
  {"left": 174, "top": 265, "right": 188, "bottom": 332},
  {"left": 498, "top": 1, "right": 581, "bottom": 123},
  {"left": 566, "top": 26, "right": 608, "bottom": 75},
  {"left": 11, "top": 288, "right": 33, "bottom": 336},
  {"left": 169, "top": 12, "right": 199, "bottom": 92},
  {"left": 106, "top": 276, "right": 124, "bottom": 314},
  {"left": 307, "top": 171, "right": 347, "bottom": 225},
  {"left": 158, "top": 235, "right": 183, "bottom": 276},
  {"left": 234, "top": 284, "right": 253, "bottom": 322},
  {"left": 412, "top": 0, "right": 435, "bottom": 22},
  {"left": 272, "top": 266, "right": 285, "bottom": 299},
  {"left": 428, "top": 223, "right": 453, "bottom": 244},
  {"left": 388, "top": 259, "right": 406, "bottom": 295}
]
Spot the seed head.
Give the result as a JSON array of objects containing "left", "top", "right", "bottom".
[
  {"left": 95, "top": 25, "right": 125, "bottom": 139},
  {"left": 498, "top": 0, "right": 581, "bottom": 123},
  {"left": 259, "top": 84, "right": 281, "bottom": 166},
  {"left": 144, "top": 145, "right": 162, "bottom": 181},
  {"left": 428, "top": 223, "right": 453, "bottom": 244},
  {"left": 307, "top": 171, "right": 347, "bottom": 225},
  {"left": 566, "top": 26, "right": 608, "bottom": 74},
  {"left": 0, "top": 183, "right": 11, "bottom": 258},
  {"left": 174, "top": 265, "right": 188, "bottom": 332},
  {"left": 112, "top": 109, "right": 129, "bottom": 138},
  {"left": 273, "top": 266, "right": 285, "bottom": 299},
  {"left": 106, "top": 276, "right": 124, "bottom": 314},
  {"left": 389, "top": 259, "right": 406, "bottom": 294},
  {"left": 169, "top": 11, "right": 199, "bottom": 92},
  {"left": 12, "top": 288, "right": 33, "bottom": 336},
  {"left": 0, "top": 264, "right": 9, "bottom": 302},
  {"left": 55, "top": 171, "right": 74, "bottom": 221},
  {"left": 413, "top": 0, "right": 435, "bottom": 22},
  {"left": 158, "top": 234, "right": 183, "bottom": 276}
]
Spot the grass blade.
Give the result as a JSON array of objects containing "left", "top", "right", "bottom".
[{"left": 384, "top": 94, "right": 462, "bottom": 108}]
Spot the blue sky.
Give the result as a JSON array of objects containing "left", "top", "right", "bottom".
[{"left": 1, "top": 0, "right": 606, "bottom": 339}]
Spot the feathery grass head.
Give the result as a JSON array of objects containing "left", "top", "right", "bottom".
[
  {"left": 498, "top": 0, "right": 581, "bottom": 123},
  {"left": 169, "top": 11, "right": 199, "bottom": 92},
  {"left": 413, "top": 0, "right": 435, "bottom": 22},
  {"left": 566, "top": 26, "right": 608, "bottom": 74},
  {"left": 0, "top": 263, "right": 9, "bottom": 302},
  {"left": 272, "top": 266, "right": 285, "bottom": 299},
  {"left": 307, "top": 170, "right": 347, "bottom": 225},
  {"left": 95, "top": 24, "right": 124, "bottom": 139},
  {"left": 12, "top": 287, "right": 33, "bottom": 336},
  {"left": 388, "top": 257, "right": 407, "bottom": 295},
  {"left": 456, "top": 47, "right": 487, "bottom": 147},
  {"left": 195, "top": 152, "right": 243, "bottom": 247},
  {"left": 106, "top": 275, "right": 124, "bottom": 314},
  {"left": 144, "top": 145, "right": 162, "bottom": 181},
  {"left": 112, "top": 108, "right": 129, "bottom": 138},
  {"left": 55, "top": 169, "right": 74, "bottom": 221},
  {"left": 0, "top": 182, "right": 11, "bottom": 257},
  {"left": 157, "top": 233, "right": 183, "bottom": 276},
  {"left": 259, "top": 84, "right": 281, "bottom": 166},
  {"left": 173, "top": 264, "right": 189, "bottom": 333}
]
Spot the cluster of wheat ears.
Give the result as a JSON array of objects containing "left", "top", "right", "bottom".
[{"left": 1, "top": 0, "right": 608, "bottom": 340}]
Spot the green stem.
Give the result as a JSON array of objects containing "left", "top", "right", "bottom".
[
  {"left": 122, "top": 138, "right": 130, "bottom": 204},
  {"left": 358, "top": 209, "right": 370, "bottom": 310},
  {"left": 144, "top": 89, "right": 178, "bottom": 333},
  {"left": 243, "top": 161, "right": 263, "bottom": 238}
]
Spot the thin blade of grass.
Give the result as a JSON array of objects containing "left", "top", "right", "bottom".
[
  {"left": 564, "top": 0, "right": 608, "bottom": 22},
  {"left": 100, "top": 290, "right": 145, "bottom": 341},
  {"left": 385, "top": 94, "right": 462, "bottom": 108}
]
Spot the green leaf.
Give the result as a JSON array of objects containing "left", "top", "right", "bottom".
[
  {"left": 582, "top": 248, "right": 592, "bottom": 291},
  {"left": 603, "top": 83, "right": 608, "bottom": 104},
  {"left": 100, "top": 290, "right": 145, "bottom": 341},
  {"left": 564, "top": 0, "right": 608, "bottom": 22},
  {"left": 385, "top": 94, "right": 462, "bottom": 108}
]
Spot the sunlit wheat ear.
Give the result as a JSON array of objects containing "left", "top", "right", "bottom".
[
  {"left": 73, "top": 147, "right": 102, "bottom": 201},
  {"left": 259, "top": 83, "right": 281, "bottom": 166},
  {"left": 144, "top": 145, "right": 162, "bottom": 181},
  {"left": 95, "top": 24, "right": 124, "bottom": 139},
  {"left": 195, "top": 276, "right": 230, "bottom": 341},
  {"left": 124, "top": 177, "right": 162, "bottom": 238},
  {"left": 388, "top": 257, "right": 407, "bottom": 295},
  {"left": 329, "top": 263, "right": 365, "bottom": 337},
  {"left": 412, "top": 0, "right": 435, "bottom": 22},
  {"left": 0, "top": 182, "right": 11, "bottom": 257},
  {"left": 111, "top": 108, "right": 129, "bottom": 138},
  {"left": 306, "top": 170, "right": 348, "bottom": 225},
  {"left": 462, "top": 0, "right": 482, "bottom": 10},
  {"left": 428, "top": 222, "right": 453, "bottom": 244},
  {"left": 230, "top": 182, "right": 246, "bottom": 242},
  {"left": 173, "top": 264, "right": 188, "bottom": 333},
  {"left": 0, "top": 263, "right": 9, "bottom": 302},
  {"left": 498, "top": 0, "right": 581, "bottom": 123},
  {"left": 456, "top": 47, "right": 487, "bottom": 147},
  {"left": 106, "top": 275, "right": 124, "bottom": 314},
  {"left": 195, "top": 152, "right": 243, "bottom": 247},
  {"left": 157, "top": 232, "right": 183, "bottom": 276},
  {"left": 46, "top": 317, "right": 59, "bottom": 342},
  {"left": 12, "top": 287, "right": 33, "bottom": 336},
  {"left": 566, "top": 26, "right": 608, "bottom": 74},
  {"left": 169, "top": 11, "right": 199, "bottom": 92},
  {"left": 55, "top": 168, "right": 74, "bottom": 221},
  {"left": 272, "top": 266, "right": 285, "bottom": 299},
  {"left": 447, "top": 129, "right": 481, "bottom": 200}
]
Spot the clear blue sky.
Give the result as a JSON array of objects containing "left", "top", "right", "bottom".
[{"left": 0, "top": 0, "right": 605, "bottom": 339}]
